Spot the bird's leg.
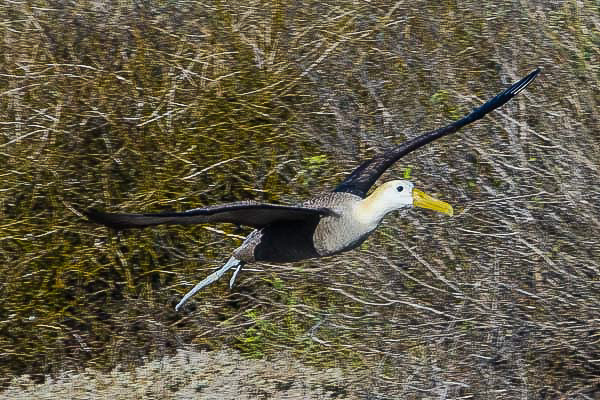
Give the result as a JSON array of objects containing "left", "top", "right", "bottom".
[
  {"left": 175, "top": 256, "right": 241, "bottom": 311},
  {"left": 229, "top": 262, "right": 245, "bottom": 289}
]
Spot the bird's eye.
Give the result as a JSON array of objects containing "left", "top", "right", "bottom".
[{"left": 396, "top": 186, "right": 403, "bottom": 192}]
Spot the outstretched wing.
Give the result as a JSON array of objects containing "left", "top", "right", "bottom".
[
  {"left": 334, "top": 68, "right": 540, "bottom": 198},
  {"left": 85, "top": 201, "right": 335, "bottom": 230}
]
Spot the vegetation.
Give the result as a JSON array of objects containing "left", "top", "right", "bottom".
[{"left": 1, "top": 0, "right": 598, "bottom": 398}]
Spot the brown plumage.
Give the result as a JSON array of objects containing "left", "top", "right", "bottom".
[{"left": 85, "top": 69, "right": 540, "bottom": 310}]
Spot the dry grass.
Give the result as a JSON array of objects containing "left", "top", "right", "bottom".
[
  {"left": 1, "top": 0, "right": 599, "bottom": 398},
  {"left": 1, "top": 349, "right": 354, "bottom": 399}
]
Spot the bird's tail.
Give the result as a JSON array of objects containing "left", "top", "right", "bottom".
[{"left": 175, "top": 256, "right": 245, "bottom": 311}]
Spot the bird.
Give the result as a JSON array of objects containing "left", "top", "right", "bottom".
[{"left": 85, "top": 68, "right": 540, "bottom": 311}]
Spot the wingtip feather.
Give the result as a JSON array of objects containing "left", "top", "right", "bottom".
[
  {"left": 509, "top": 68, "right": 541, "bottom": 96},
  {"left": 84, "top": 208, "right": 107, "bottom": 224},
  {"left": 84, "top": 208, "right": 134, "bottom": 229}
]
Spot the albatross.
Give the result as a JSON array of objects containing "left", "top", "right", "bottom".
[{"left": 85, "top": 68, "right": 540, "bottom": 310}]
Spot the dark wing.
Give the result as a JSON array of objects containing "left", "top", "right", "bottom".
[
  {"left": 85, "top": 201, "right": 335, "bottom": 230},
  {"left": 334, "top": 68, "right": 540, "bottom": 197}
]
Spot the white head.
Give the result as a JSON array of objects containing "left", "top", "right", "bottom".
[
  {"left": 370, "top": 180, "right": 416, "bottom": 211},
  {"left": 356, "top": 180, "right": 453, "bottom": 227}
]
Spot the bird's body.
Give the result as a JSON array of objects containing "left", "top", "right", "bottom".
[
  {"left": 85, "top": 68, "right": 540, "bottom": 310},
  {"left": 238, "top": 192, "right": 362, "bottom": 263},
  {"left": 238, "top": 189, "right": 387, "bottom": 263}
]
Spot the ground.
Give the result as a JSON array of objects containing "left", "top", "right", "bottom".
[{"left": 2, "top": 349, "right": 357, "bottom": 400}]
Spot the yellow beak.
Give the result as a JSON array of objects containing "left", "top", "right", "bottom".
[{"left": 413, "top": 189, "right": 454, "bottom": 216}]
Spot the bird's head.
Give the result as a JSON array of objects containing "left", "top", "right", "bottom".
[
  {"left": 378, "top": 180, "right": 453, "bottom": 215},
  {"left": 357, "top": 180, "right": 453, "bottom": 226}
]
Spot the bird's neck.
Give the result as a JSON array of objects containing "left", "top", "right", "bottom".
[{"left": 354, "top": 190, "right": 396, "bottom": 229}]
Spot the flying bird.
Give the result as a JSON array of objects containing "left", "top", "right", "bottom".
[{"left": 85, "top": 68, "right": 540, "bottom": 310}]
